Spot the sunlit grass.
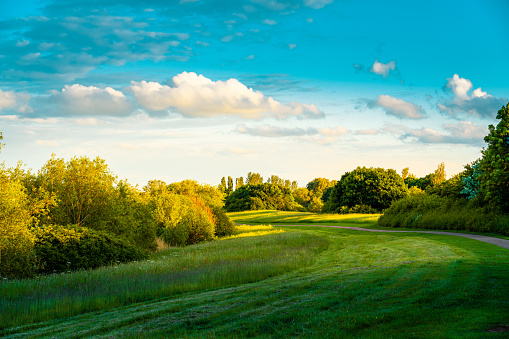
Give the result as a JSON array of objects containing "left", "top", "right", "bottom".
[
  {"left": 4, "top": 225, "right": 508, "bottom": 338},
  {"left": 0, "top": 225, "right": 328, "bottom": 331},
  {"left": 228, "top": 210, "right": 381, "bottom": 226}
]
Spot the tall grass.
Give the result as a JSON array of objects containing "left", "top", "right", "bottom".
[{"left": 0, "top": 225, "right": 328, "bottom": 330}]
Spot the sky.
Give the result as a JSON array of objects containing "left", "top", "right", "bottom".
[{"left": 0, "top": 0, "right": 508, "bottom": 187}]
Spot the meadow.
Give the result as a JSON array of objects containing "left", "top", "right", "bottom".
[{"left": 2, "top": 213, "right": 509, "bottom": 338}]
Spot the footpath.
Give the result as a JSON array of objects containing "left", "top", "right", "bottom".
[{"left": 274, "top": 224, "right": 509, "bottom": 250}]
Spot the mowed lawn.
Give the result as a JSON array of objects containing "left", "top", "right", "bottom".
[{"left": 2, "top": 213, "right": 509, "bottom": 338}]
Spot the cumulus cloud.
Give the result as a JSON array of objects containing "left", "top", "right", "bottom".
[
  {"left": 368, "top": 95, "right": 425, "bottom": 119},
  {"left": 235, "top": 124, "right": 347, "bottom": 144},
  {"left": 370, "top": 60, "right": 395, "bottom": 78},
  {"left": 0, "top": 89, "right": 31, "bottom": 113},
  {"left": 130, "top": 72, "right": 324, "bottom": 119},
  {"left": 437, "top": 74, "right": 507, "bottom": 119},
  {"left": 289, "top": 44, "right": 297, "bottom": 49},
  {"left": 387, "top": 121, "right": 487, "bottom": 145},
  {"left": 51, "top": 84, "right": 134, "bottom": 116}
]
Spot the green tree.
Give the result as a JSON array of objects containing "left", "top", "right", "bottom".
[
  {"left": 38, "top": 155, "right": 117, "bottom": 228},
  {"left": 0, "top": 132, "right": 3, "bottom": 153},
  {"left": 306, "top": 178, "right": 337, "bottom": 199},
  {"left": 218, "top": 177, "right": 227, "bottom": 193},
  {"left": 432, "top": 162, "right": 446, "bottom": 186},
  {"left": 246, "top": 172, "right": 263, "bottom": 185},
  {"left": 0, "top": 165, "right": 37, "bottom": 278},
  {"left": 227, "top": 176, "right": 234, "bottom": 194},
  {"left": 292, "top": 187, "right": 311, "bottom": 209},
  {"left": 401, "top": 167, "right": 410, "bottom": 180},
  {"left": 224, "top": 183, "right": 300, "bottom": 212},
  {"left": 326, "top": 166, "right": 409, "bottom": 212},
  {"left": 479, "top": 103, "right": 509, "bottom": 212},
  {"left": 235, "top": 177, "right": 244, "bottom": 190}
]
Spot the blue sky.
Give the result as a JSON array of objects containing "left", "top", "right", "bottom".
[{"left": 0, "top": 0, "right": 508, "bottom": 186}]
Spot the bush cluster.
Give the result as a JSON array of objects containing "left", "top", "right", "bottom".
[
  {"left": 33, "top": 225, "right": 148, "bottom": 274},
  {"left": 378, "top": 195, "right": 509, "bottom": 235}
]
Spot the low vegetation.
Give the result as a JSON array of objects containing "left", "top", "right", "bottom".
[
  {"left": 0, "top": 225, "right": 328, "bottom": 331},
  {"left": 2, "top": 220, "right": 508, "bottom": 337}
]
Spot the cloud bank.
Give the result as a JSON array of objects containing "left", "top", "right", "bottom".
[
  {"left": 437, "top": 74, "right": 507, "bottom": 118},
  {"left": 131, "top": 72, "right": 324, "bottom": 119}
]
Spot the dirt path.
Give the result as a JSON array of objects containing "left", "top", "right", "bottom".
[{"left": 269, "top": 224, "right": 509, "bottom": 250}]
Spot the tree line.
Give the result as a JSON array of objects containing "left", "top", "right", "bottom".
[{"left": 0, "top": 154, "right": 235, "bottom": 279}]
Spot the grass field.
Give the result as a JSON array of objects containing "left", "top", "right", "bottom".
[{"left": 2, "top": 213, "right": 509, "bottom": 338}]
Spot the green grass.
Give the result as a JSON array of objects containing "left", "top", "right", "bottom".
[
  {"left": 228, "top": 210, "right": 381, "bottom": 226},
  {"left": 230, "top": 210, "right": 509, "bottom": 240},
  {"left": 0, "top": 225, "right": 328, "bottom": 332},
  {"left": 2, "top": 216, "right": 509, "bottom": 338}
]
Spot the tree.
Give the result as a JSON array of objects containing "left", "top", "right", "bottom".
[
  {"left": 227, "top": 176, "right": 234, "bottom": 194},
  {"left": 479, "top": 103, "right": 509, "bottom": 212},
  {"left": 432, "top": 162, "right": 446, "bottom": 186},
  {"left": 306, "top": 178, "right": 337, "bottom": 199},
  {"left": 218, "top": 177, "right": 227, "bottom": 193},
  {"left": 235, "top": 177, "right": 244, "bottom": 190},
  {"left": 0, "top": 165, "right": 37, "bottom": 278},
  {"left": 326, "top": 166, "right": 409, "bottom": 212},
  {"left": 224, "top": 183, "right": 300, "bottom": 212},
  {"left": 246, "top": 172, "right": 263, "bottom": 185},
  {"left": 401, "top": 167, "right": 409, "bottom": 180},
  {"left": 0, "top": 132, "right": 3, "bottom": 153},
  {"left": 38, "top": 155, "right": 117, "bottom": 228}
]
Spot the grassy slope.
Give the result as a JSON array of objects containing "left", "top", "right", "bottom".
[
  {"left": 1, "top": 215, "right": 508, "bottom": 338},
  {"left": 230, "top": 210, "right": 509, "bottom": 240}
]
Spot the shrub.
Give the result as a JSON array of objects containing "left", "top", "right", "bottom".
[
  {"left": 378, "top": 195, "right": 509, "bottom": 235},
  {"left": 211, "top": 206, "right": 237, "bottom": 237},
  {"left": 33, "top": 225, "right": 148, "bottom": 274}
]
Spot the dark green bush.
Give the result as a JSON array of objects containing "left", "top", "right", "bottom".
[
  {"left": 33, "top": 225, "right": 148, "bottom": 274},
  {"left": 211, "top": 206, "right": 237, "bottom": 237},
  {"left": 378, "top": 195, "right": 509, "bottom": 235}
]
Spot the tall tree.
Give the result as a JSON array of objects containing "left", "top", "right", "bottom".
[
  {"left": 235, "top": 177, "right": 244, "bottom": 190},
  {"left": 432, "top": 162, "right": 446, "bottom": 186},
  {"left": 227, "top": 176, "right": 234, "bottom": 194},
  {"left": 218, "top": 177, "right": 227, "bottom": 193},
  {"left": 479, "top": 103, "right": 509, "bottom": 212},
  {"left": 401, "top": 167, "right": 409, "bottom": 180},
  {"left": 246, "top": 172, "right": 263, "bottom": 185},
  {"left": 0, "top": 132, "right": 3, "bottom": 153}
]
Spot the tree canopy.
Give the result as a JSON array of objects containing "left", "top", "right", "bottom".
[
  {"left": 224, "top": 183, "right": 300, "bottom": 212},
  {"left": 325, "top": 166, "right": 409, "bottom": 212}
]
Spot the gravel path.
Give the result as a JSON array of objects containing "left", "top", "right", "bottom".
[{"left": 272, "top": 224, "right": 509, "bottom": 250}]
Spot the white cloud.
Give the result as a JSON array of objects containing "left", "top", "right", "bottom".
[
  {"left": 369, "top": 95, "right": 425, "bottom": 119},
  {"left": 263, "top": 19, "right": 277, "bottom": 25},
  {"left": 130, "top": 72, "right": 324, "bottom": 120},
  {"left": 52, "top": 84, "right": 134, "bottom": 116},
  {"left": 438, "top": 74, "right": 507, "bottom": 118},
  {"left": 0, "top": 89, "right": 31, "bottom": 113},
  {"left": 235, "top": 124, "right": 347, "bottom": 144},
  {"left": 388, "top": 121, "right": 487, "bottom": 145},
  {"left": 356, "top": 128, "right": 378, "bottom": 135},
  {"left": 370, "top": 60, "right": 395, "bottom": 78},
  {"left": 289, "top": 44, "right": 297, "bottom": 49},
  {"left": 304, "top": 0, "right": 334, "bottom": 9}
]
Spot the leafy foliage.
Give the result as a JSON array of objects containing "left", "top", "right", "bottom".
[
  {"left": 325, "top": 166, "right": 408, "bottom": 213},
  {"left": 224, "top": 183, "right": 300, "bottom": 212},
  {"left": 33, "top": 225, "right": 148, "bottom": 274},
  {"left": 0, "top": 166, "right": 37, "bottom": 279},
  {"left": 479, "top": 103, "right": 509, "bottom": 212},
  {"left": 378, "top": 194, "right": 509, "bottom": 235}
]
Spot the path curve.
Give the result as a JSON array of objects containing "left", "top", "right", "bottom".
[{"left": 248, "top": 224, "right": 509, "bottom": 250}]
